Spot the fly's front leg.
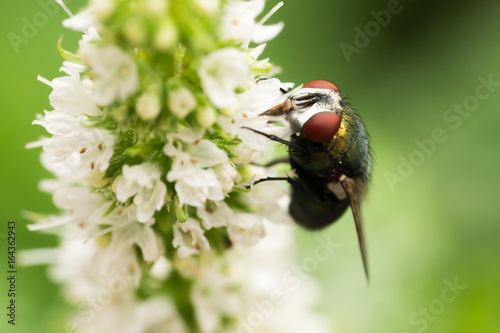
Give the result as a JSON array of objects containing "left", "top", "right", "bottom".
[
  {"left": 259, "top": 92, "right": 319, "bottom": 116},
  {"left": 241, "top": 127, "right": 306, "bottom": 152},
  {"left": 289, "top": 91, "right": 319, "bottom": 110},
  {"left": 244, "top": 176, "right": 295, "bottom": 189}
]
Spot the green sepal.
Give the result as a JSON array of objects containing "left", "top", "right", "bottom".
[
  {"left": 57, "top": 35, "right": 80, "bottom": 63},
  {"left": 174, "top": 196, "right": 189, "bottom": 222},
  {"left": 104, "top": 153, "right": 132, "bottom": 179},
  {"left": 102, "top": 201, "right": 120, "bottom": 218}
]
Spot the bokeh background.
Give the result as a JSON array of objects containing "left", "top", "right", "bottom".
[{"left": 1, "top": 0, "right": 499, "bottom": 332}]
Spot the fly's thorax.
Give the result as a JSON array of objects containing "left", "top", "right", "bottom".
[
  {"left": 288, "top": 106, "right": 371, "bottom": 180},
  {"left": 326, "top": 108, "right": 371, "bottom": 178},
  {"left": 289, "top": 134, "right": 339, "bottom": 177}
]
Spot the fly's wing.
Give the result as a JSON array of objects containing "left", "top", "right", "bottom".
[{"left": 340, "top": 175, "right": 369, "bottom": 281}]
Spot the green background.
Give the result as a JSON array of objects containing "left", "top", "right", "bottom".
[{"left": 1, "top": 0, "right": 499, "bottom": 332}]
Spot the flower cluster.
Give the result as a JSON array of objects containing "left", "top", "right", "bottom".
[{"left": 28, "top": 0, "right": 329, "bottom": 332}]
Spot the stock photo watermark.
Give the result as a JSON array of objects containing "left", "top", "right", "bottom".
[
  {"left": 400, "top": 277, "right": 467, "bottom": 333},
  {"left": 7, "top": 0, "right": 74, "bottom": 54},
  {"left": 238, "top": 234, "right": 340, "bottom": 333},
  {"left": 5, "top": 221, "right": 17, "bottom": 326},
  {"left": 385, "top": 74, "right": 499, "bottom": 191},
  {"left": 340, "top": 0, "right": 404, "bottom": 64}
]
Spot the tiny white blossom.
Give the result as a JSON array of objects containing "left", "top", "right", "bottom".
[
  {"left": 169, "top": 154, "right": 225, "bottom": 207},
  {"left": 80, "top": 44, "right": 139, "bottom": 106},
  {"left": 27, "top": 180, "right": 109, "bottom": 236},
  {"left": 218, "top": 115, "right": 271, "bottom": 151},
  {"left": 155, "top": 20, "right": 178, "bottom": 51},
  {"left": 212, "top": 162, "right": 239, "bottom": 192},
  {"left": 228, "top": 213, "right": 265, "bottom": 246},
  {"left": 90, "top": 0, "right": 115, "bottom": 20},
  {"left": 28, "top": 114, "right": 115, "bottom": 179},
  {"left": 199, "top": 47, "right": 249, "bottom": 111},
  {"left": 62, "top": 8, "right": 97, "bottom": 31},
  {"left": 195, "top": 105, "right": 217, "bottom": 128},
  {"left": 197, "top": 201, "right": 233, "bottom": 229},
  {"left": 150, "top": 256, "right": 172, "bottom": 280},
  {"left": 165, "top": 129, "right": 228, "bottom": 207},
  {"left": 216, "top": 78, "right": 292, "bottom": 152},
  {"left": 136, "top": 91, "right": 162, "bottom": 120},
  {"left": 48, "top": 239, "right": 102, "bottom": 301},
  {"left": 228, "top": 142, "right": 256, "bottom": 166},
  {"left": 196, "top": 0, "right": 220, "bottom": 16},
  {"left": 173, "top": 218, "right": 210, "bottom": 257},
  {"left": 115, "top": 162, "right": 167, "bottom": 223},
  {"left": 191, "top": 263, "right": 241, "bottom": 333},
  {"left": 40, "top": 64, "right": 101, "bottom": 117},
  {"left": 222, "top": 0, "right": 284, "bottom": 44},
  {"left": 168, "top": 86, "right": 197, "bottom": 118},
  {"left": 103, "top": 205, "right": 161, "bottom": 262}
]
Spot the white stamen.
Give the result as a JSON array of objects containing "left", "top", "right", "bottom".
[
  {"left": 27, "top": 215, "right": 73, "bottom": 231},
  {"left": 37, "top": 75, "right": 52, "bottom": 87},
  {"left": 258, "top": 2, "right": 284, "bottom": 25},
  {"left": 54, "top": 0, "right": 73, "bottom": 17}
]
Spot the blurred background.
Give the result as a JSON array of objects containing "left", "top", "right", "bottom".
[{"left": 1, "top": 0, "right": 499, "bottom": 332}]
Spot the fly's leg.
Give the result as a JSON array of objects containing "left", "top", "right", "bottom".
[
  {"left": 289, "top": 91, "right": 319, "bottom": 110},
  {"left": 241, "top": 127, "right": 306, "bottom": 152}
]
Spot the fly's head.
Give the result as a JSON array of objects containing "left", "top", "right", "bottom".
[{"left": 287, "top": 80, "right": 345, "bottom": 143}]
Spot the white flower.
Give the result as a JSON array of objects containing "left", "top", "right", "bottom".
[
  {"left": 168, "top": 86, "right": 196, "bottom": 118},
  {"left": 197, "top": 201, "right": 233, "bottom": 229},
  {"left": 90, "top": 0, "right": 115, "bottom": 20},
  {"left": 103, "top": 205, "right": 161, "bottom": 262},
  {"left": 222, "top": 0, "right": 284, "bottom": 45},
  {"left": 150, "top": 256, "right": 172, "bottom": 280},
  {"left": 238, "top": 78, "right": 289, "bottom": 116},
  {"left": 48, "top": 239, "right": 102, "bottom": 301},
  {"left": 244, "top": 176, "right": 294, "bottom": 226},
  {"left": 164, "top": 129, "right": 228, "bottom": 207},
  {"left": 38, "top": 63, "right": 101, "bottom": 117},
  {"left": 115, "top": 162, "right": 167, "bottom": 222},
  {"left": 28, "top": 114, "right": 115, "bottom": 179},
  {"left": 217, "top": 78, "right": 292, "bottom": 151},
  {"left": 155, "top": 20, "right": 178, "bottom": 51},
  {"left": 212, "top": 162, "right": 239, "bottom": 192},
  {"left": 197, "top": 200, "right": 267, "bottom": 246},
  {"left": 173, "top": 218, "right": 210, "bottom": 257},
  {"left": 196, "top": 0, "right": 220, "bottom": 16},
  {"left": 191, "top": 261, "right": 242, "bottom": 333},
  {"left": 199, "top": 47, "right": 249, "bottom": 111},
  {"left": 228, "top": 213, "right": 265, "bottom": 246},
  {"left": 80, "top": 44, "right": 139, "bottom": 106},
  {"left": 168, "top": 154, "right": 225, "bottom": 207},
  {"left": 63, "top": 8, "right": 97, "bottom": 31},
  {"left": 136, "top": 91, "right": 162, "bottom": 120},
  {"left": 195, "top": 105, "right": 217, "bottom": 128},
  {"left": 228, "top": 142, "right": 255, "bottom": 166}
]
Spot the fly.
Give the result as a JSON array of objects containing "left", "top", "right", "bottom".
[{"left": 245, "top": 80, "right": 372, "bottom": 279}]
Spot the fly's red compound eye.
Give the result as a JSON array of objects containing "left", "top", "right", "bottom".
[
  {"left": 302, "top": 112, "right": 341, "bottom": 142},
  {"left": 303, "top": 80, "right": 340, "bottom": 92}
]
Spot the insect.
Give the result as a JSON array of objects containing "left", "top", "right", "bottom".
[{"left": 246, "top": 79, "right": 372, "bottom": 279}]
